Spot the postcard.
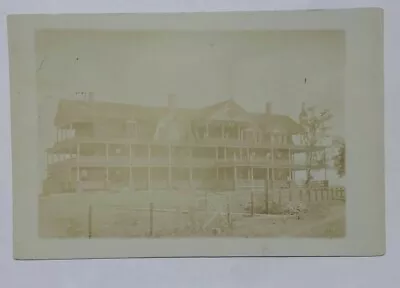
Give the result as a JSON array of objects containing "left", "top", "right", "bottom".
[{"left": 8, "top": 8, "right": 385, "bottom": 259}]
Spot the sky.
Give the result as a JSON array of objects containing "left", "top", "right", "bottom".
[{"left": 36, "top": 30, "right": 345, "bottom": 182}]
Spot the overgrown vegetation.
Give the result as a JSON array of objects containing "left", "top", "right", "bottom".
[
  {"left": 299, "top": 103, "right": 333, "bottom": 184},
  {"left": 244, "top": 200, "right": 309, "bottom": 219},
  {"left": 332, "top": 138, "right": 346, "bottom": 178}
]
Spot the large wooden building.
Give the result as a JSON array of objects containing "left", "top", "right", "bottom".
[{"left": 43, "top": 94, "right": 328, "bottom": 194}]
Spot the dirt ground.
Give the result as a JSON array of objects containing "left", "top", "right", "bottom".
[
  {"left": 226, "top": 201, "right": 345, "bottom": 238},
  {"left": 87, "top": 200, "right": 345, "bottom": 238},
  {"left": 39, "top": 192, "right": 345, "bottom": 238}
]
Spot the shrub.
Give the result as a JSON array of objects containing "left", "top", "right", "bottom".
[{"left": 244, "top": 200, "right": 308, "bottom": 217}]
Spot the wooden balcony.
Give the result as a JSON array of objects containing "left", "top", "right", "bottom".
[
  {"left": 48, "top": 156, "right": 216, "bottom": 168},
  {"left": 48, "top": 155, "right": 327, "bottom": 171},
  {"left": 48, "top": 136, "right": 327, "bottom": 154}
]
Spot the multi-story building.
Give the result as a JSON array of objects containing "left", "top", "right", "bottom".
[{"left": 43, "top": 94, "right": 328, "bottom": 194}]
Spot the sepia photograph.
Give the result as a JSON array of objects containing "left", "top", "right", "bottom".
[
  {"left": 9, "top": 9, "right": 384, "bottom": 259},
  {"left": 37, "top": 30, "right": 346, "bottom": 239}
]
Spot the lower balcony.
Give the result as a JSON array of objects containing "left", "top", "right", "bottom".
[{"left": 48, "top": 156, "right": 327, "bottom": 173}]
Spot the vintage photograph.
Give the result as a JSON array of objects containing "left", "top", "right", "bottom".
[{"left": 37, "top": 30, "right": 346, "bottom": 239}]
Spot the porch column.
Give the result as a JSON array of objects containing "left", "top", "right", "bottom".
[
  {"left": 147, "top": 145, "right": 151, "bottom": 190},
  {"left": 105, "top": 143, "right": 109, "bottom": 182},
  {"left": 69, "top": 124, "right": 73, "bottom": 139},
  {"left": 189, "top": 147, "right": 193, "bottom": 187},
  {"left": 233, "top": 166, "right": 237, "bottom": 190},
  {"left": 324, "top": 148, "right": 327, "bottom": 180},
  {"left": 237, "top": 126, "right": 240, "bottom": 140},
  {"left": 76, "top": 143, "right": 80, "bottom": 181},
  {"left": 168, "top": 145, "right": 172, "bottom": 189},
  {"left": 289, "top": 148, "right": 292, "bottom": 181},
  {"left": 45, "top": 151, "right": 48, "bottom": 176},
  {"left": 224, "top": 146, "right": 227, "bottom": 160},
  {"left": 216, "top": 147, "right": 219, "bottom": 159},
  {"left": 221, "top": 124, "right": 225, "bottom": 139},
  {"left": 271, "top": 148, "right": 274, "bottom": 165},
  {"left": 129, "top": 144, "right": 133, "bottom": 188}
]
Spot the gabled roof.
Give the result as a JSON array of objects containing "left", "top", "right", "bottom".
[
  {"left": 54, "top": 98, "right": 304, "bottom": 135},
  {"left": 196, "top": 99, "right": 257, "bottom": 125},
  {"left": 251, "top": 113, "right": 304, "bottom": 134},
  {"left": 54, "top": 99, "right": 198, "bottom": 127}
]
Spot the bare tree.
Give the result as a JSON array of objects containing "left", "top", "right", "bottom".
[{"left": 299, "top": 104, "right": 333, "bottom": 185}]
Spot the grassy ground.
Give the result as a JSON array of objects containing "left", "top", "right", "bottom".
[{"left": 39, "top": 191, "right": 345, "bottom": 238}]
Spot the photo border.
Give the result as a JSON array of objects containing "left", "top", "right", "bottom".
[{"left": 8, "top": 8, "right": 385, "bottom": 259}]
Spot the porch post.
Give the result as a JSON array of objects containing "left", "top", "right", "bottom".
[
  {"left": 105, "top": 143, "right": 109, "bottom": 182},
  {"left": 233, "top": 166, "right": 237, "bottom": 191},
  {"left": 168, "top": 145, "right": 172, "bottom": 189},
  {"left": 147, "top": 145, "right": 151, "bottom": 190},
  {"left": 189, "top": 147, "right": 193, "bottom": 187},
  {"left": 129, "top": 144, "right": 132, "bottom": 189},
  {"left": 289, "top": 148, "right": 292, "bottom": 181},
  {"left": 45, "top": 151, "right": 48, "bottom": 177},
  {"left": 69, "top": 124, "right": 73, "bottom": 139},
  {"left": 324, "top": 148, "right": 327, "bottom": 180},
  {"left": 76, "top": 143, "right": 80, "bottom": 181}
]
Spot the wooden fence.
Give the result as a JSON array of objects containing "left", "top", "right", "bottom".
[{"left": 39, "top": 185, "right": 345, "bottom": 238}]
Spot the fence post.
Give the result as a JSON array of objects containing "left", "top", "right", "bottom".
[
  {"left": 149, "top": 202, "right": 154, "bottom": 237},
  {"left": 278, "top": 189, "right": 282, "bottom": 206},
  {"left": 251, "top": 190, "right": 255, "bottom": 216},
  {"left": 88, "top": 204, "right": 92, "bottom": 239},
  {"left": 189, "top": 206, "right": 197, "bottom": 232}
]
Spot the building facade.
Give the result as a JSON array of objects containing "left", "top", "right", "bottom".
[{"left": 43, "top": 94, "right": 328, "bottom": 194}]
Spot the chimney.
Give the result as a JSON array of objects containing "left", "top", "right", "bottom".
[
  {"left": 265, "top": 102, "right": 272, "bottom": 115},
  {"left": 168, "top": 94, "right": 177, "bottom": 110}
]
